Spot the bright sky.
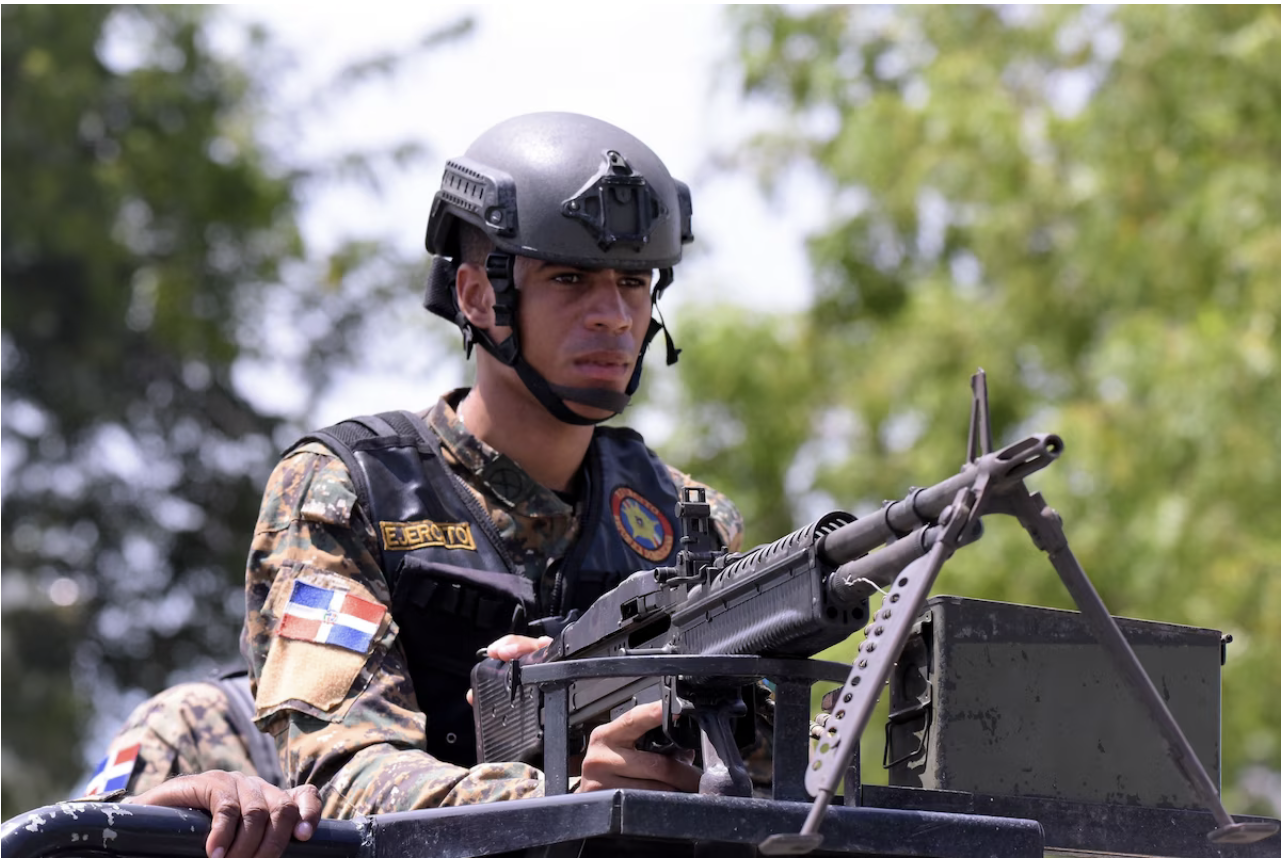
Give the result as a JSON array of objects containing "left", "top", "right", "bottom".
[{"left": 228, "top": 4, "right": 827, "bottom": 422}]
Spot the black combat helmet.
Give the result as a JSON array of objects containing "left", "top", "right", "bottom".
[{"left": 423, "top": 112, "right": 693, "bottom": 425}]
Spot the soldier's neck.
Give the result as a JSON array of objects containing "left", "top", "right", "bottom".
[{"left": 458, "top": 387, "right": 595, "bottom": 495}]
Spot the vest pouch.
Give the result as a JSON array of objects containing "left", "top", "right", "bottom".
[{"left": 390, "top": 557, "right": 535, "bottom": 766}]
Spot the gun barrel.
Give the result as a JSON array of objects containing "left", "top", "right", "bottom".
[
  {"left": 817, "top": 433, "right": 1062, "bottom": 568},
  {"left": 826, "top": 520, "right": 984, "bottom": 608}
]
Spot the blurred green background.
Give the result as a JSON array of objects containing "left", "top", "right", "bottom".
[{"left": 3, "top": 5, "right": 1277, "bottom": 820}]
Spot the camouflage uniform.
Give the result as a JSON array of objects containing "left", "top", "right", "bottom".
[
  {"left": 244, "top": 390, "right": 744, "bottom": 818},
  {"left": 81, "top": 682, "right": 258, "bottom": 797}
]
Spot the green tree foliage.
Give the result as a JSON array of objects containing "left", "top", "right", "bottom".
[
  {"left": 2, "top": 6, "right": 465, "bottom": 816},
  {"left": 675, "top": 5, "right": 1277, "bottom": 812},
  {"left": 3, "top": 6, "right": 298, "bottom": 814}
]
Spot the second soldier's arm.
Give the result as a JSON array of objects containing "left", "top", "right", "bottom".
[{"left": 242, "top": 443, "right": 542, "bottom": 817}]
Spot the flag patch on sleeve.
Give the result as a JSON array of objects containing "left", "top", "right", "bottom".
[
  {"left": 85, "top": 742, "right": 141, "bottom": 795},
  {"left": 276, "top": 581, "right": 385, "bottom": 654}
]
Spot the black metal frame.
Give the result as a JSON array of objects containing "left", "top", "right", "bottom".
[
  {"left": 1, "top": 793, "right": 1045, "bottom": 858},
  {"left": 7, "top": 791, "right": 1273, "bottom": 858},
  {"left": 518, "top": 654, "right": 853, "bottom": 800},
  {"left": 7, "top": 789, "right": 1280, "bottom": 858}
]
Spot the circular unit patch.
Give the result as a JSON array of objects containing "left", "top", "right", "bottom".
[{"left": 610, "top": 486, "right": 674, "bottom": 563}]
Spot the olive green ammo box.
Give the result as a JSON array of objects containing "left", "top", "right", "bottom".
[{"left": 885, "top": 595, "right": 1223, "bottom": 809}]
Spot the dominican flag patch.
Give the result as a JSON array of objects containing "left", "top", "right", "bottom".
[
  {"left": 85, "top": 742, "right": 141, "bottom": 795},
  {"left": 276, "top": 582, "right": 385, "bottom": 654}
]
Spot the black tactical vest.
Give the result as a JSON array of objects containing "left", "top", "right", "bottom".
[{"left": 294, "top": 408, "right": 680, "bottom": 765}]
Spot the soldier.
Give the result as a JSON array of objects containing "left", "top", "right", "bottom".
[
  {"left": 86, "top": 112, "right": 744, "bottom": 824},
  {"left": 242, "top": 112, "right": 743, "bottom": 816},
  {"left": 76, "top": 673, "right": 310, "bottom": 858},
  {"left": 86, "top": 673, "right": 278, "bottom": 798}
]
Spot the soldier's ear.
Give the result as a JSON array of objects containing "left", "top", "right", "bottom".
[{"left": 457, "top": 263, "right": 497, "bottom": 330}]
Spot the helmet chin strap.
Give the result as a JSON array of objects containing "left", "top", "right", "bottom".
[
  {"left": 469, "top": 253, "right": 676, "bottom": 427},
  {"left": 515, "top": 359, "right": 630, "bottom": 426}
]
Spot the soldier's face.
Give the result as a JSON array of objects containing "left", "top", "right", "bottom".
[{"left": 513, "top": 257, "right": 653, "bottom": 405}]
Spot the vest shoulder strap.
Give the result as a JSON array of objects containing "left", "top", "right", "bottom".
[
  {"left": 290, "top": 410, "right": 510, "bottom": 579},
  {"left": 289, "top": 411, "right": 424, "bottom": 512}
]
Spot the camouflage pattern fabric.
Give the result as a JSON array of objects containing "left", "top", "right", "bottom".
[
  {"left": 85, "top": 682, "right": 259, "bottom": 797},
  {"left": 244, "top": 390, "right": 744, "bottom": 818}
]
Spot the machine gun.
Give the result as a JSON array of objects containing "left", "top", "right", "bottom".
[
  {"left": 473, "top": 369, "right": 1276, "bottom": 854},
  {"left": 469, "top": 461, "right": 1006, "bottom": 791}
]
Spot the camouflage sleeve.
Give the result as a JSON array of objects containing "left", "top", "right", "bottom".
[
  {"left": 243, "top": 443, "right": 542, "bottom": 817},
  {"left": 665, "top": 466, "right": 745, "bottom": 553},
  {"left": 71, "top": 683, "right": 257, "bottom": 801},
  {"left": 116, "top": 683, "right": 259, "bottom": 794}
]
